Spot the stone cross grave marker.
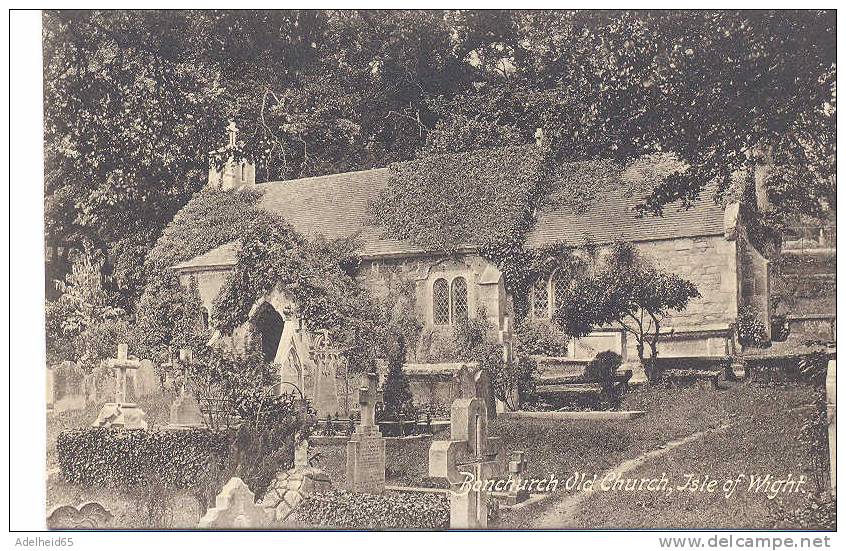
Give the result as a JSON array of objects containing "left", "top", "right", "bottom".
[
  {"left": 505, "top": 450, "right": 529, "bottom": 505},
  {"left": 109, "top": 344, "right": 140, "bottom": 403},
  {"left": 198, "top": 477, "right": 271, "bottom": 529},
  {"left": 827, "top": 359, "right": 836, "bottom": 496},
  {"left": 429, "top": 395, "right": 503, "bottom": 529},
  {"left": 92, "top": 344, "right": 148, "bottom": 429},
  {"left": 497, "top": 315, "right": 519, "bottom": 412},
  {"left": 345, "top": 371, "right": 385, "bottom": 493}
]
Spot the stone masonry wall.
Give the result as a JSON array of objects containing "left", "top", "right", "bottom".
[{"left": 636, "top": 234, "right": 739, "bottom": 333}]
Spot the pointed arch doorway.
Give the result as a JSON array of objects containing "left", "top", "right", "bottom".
[{"left": 250, "top": 302, "right": 285, "bottom": 363}]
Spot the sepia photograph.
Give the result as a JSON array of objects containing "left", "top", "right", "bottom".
[{"left": 14, "top": 7, "right": 839, "bottom": 537}]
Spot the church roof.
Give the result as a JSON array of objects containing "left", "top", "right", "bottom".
[{"left": 172, "top": 155, "right": 727, "bottom": 272}]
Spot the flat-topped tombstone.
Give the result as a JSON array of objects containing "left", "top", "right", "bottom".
[
  {"left": 429, "top": 395, "right": 503, "bottom": 529},
  {"left": 198, "top": 477, "right": 270, "bottom": 529},
  {"left": 345, "top": 371, "right": 385, "bottom": 494},
  {"left": 92, "top": 344, "right": 148, "bottom": 430}
]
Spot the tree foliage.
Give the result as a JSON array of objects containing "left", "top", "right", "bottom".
[
  {"left": 381, "top": 333, "right": 414, "bottom": 418},
  {"left": 44, "top": 10, "right": 834, "bottom": 314},
  {"left": 555, "top": 242, "right": 700, "bottom": 381}
]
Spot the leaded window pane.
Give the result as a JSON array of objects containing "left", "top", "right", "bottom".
[
  {"left": 451, "top": 277, "right": 468, "bottom": 322},
  {"left": 552, "top": 269, "right": 569, "bottom": 315},
  {"left": 531, "top": 277, "right": 549, "bottom": 318},
  {"left": 433, "top": 278, "right": 450, "bottom": 325}
]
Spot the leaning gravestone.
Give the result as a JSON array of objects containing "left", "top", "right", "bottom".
[
  {"left": 198, "top": 477, "right": 271, "bottom": 529},
  {"left": 92, "top": 344, "right": 148, "bottom": 430},
  {"left": 345, "top": 371, "right": 385, "bottom": 494},
  {"left": 429, "top": 384, "right": 503, "bottom": 528}
]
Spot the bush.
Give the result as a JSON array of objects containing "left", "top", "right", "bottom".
[
  {"left": 56, "top": 427, "right": 230, "bottom": 488},
  {"left": 514, "top": 319, "right": 568, "bottom": 357},
  {"left": 293, "top": 490, "right": 449, "bottom": 529},
  {"left": 584, "top": 351, "right": 623, "bottom": 381},
  {"left": 734, "top": 305, "right": 770, "bottom": 348},
  {"left": 382, "top": 334, "right": 414, "bottom": 418}
]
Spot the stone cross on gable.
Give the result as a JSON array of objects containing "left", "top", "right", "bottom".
[
  {"left": 429, "top": 397, "right": 503, "bottom": 529},
  {"left": 107, "top": 344, "right": 142, "bottom": 404},
  {"left": 357, "top": 371, "right": 383, "bottom": 427}
]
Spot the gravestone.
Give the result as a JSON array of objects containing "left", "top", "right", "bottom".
[
  {"left": 51, "top": 361, "right": 87, "bottom": 412},
  {"left": 505, "top": 450, "right": 529, "bottom": 505},
  {"left": 345, "top": 371, "right": 385, "bottom": 494},
  {"left": 457, "top": 364, "right": 495, "bottom": 416},
  {"left": 92, "top": 344, "right": 148, "bottom": 430},
  {"left": 198, "top": 477, "right": 271, "bottom": 529},
  {"left": 169, "top": 348, "right": 205, "bottom": 427},
  {"left": 47, "top": 502, "right": 113, "bottom": 529},
  {"left": 309, "top": 330, "right": 341, "bottom": 415},
  {"left": 260, "top": 438, "right": 332, "bottom": 524},
  {"left": 84, "top": 362, "right": 116, "bottom": 406},
  {"left": 429, "top": 395, "right": 503, "bottom": 529},
  {"left": 826, "top": 359, "right": 836, "bottom": 496},
  {"left": 129, "top": 358, "right": 160, "bottom": 400},
  {"left": 497, "top": 316, "right": 518, "bottom": 412}
]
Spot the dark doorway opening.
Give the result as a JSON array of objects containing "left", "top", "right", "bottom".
[{"left": 251, "top": 303, "right": 285, "bottom": 363}]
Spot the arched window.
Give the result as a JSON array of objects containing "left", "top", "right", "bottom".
[
  {"left": 451, "top": 277, "right": 468, "bottom": 322},
  {"left": 530, "top": 277, "right": 550, "bottom": 319},
  {"left": 240, "top": 162, "right": 246, "bottom": 182},
  {"left": 433, "top": 278, "right": 450, "bottom": 325},
  {"left": 551, "top": 269, "right": 569, "bottom": 315},
  {"left": 199, "top": 307, "right": 210, "bottom": 331}
]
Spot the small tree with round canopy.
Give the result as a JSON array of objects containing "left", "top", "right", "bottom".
[{"left": 554, "top": 242, "right": 700, "bottom": 383}]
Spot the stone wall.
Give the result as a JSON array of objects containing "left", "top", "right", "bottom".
[
  {"left": 356, "top": 253, "right": 506, "bottom": 331},
  {"left": 636, "top": 234, "right": 739, "bottom": 332},
  {"left": 178, "top": 268, "right": 230, "bottom": 317}
]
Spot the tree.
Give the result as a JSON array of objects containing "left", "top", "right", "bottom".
[
  {"left": 46, "top": 241, "right": 127, "bottom": 366},
  {"left": 555, "top": 243, "right": 700, "bottom": 382},
  {"left": 381, "top": 333, "right": 414, "bottom": 419}
]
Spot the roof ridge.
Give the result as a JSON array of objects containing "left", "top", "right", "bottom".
[{"left": 248, "top": 166, "right": 390, "bottom": 189}]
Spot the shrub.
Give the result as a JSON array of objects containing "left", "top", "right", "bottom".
[
  {"left": 293, "top": 490, "right": 449, "bottom": 529},
  {"left": 382, "top": 334, "right": 414, "bottom": 418},
  {"left": 514, "top": 319, "right": 568, "bottom": 357},
  {"left": 734, "top": 305, "right": 770, "bottom": 348},
  {"left": 585, "top": 350, "right": 624, "bottom": 410},
  {"left": 584, "top": 351, "right": 623, "bottom": 381},
  {"left": 56, "top": 427, "right": 230, "bottom": 488}
]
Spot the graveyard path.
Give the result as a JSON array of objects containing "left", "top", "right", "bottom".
[{"left": 526, "top": 422, "right": 734, "bottom": 529}]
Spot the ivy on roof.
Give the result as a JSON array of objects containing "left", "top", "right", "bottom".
[{"left": 369, "top": 144, "right": 546, "bottom": 252}]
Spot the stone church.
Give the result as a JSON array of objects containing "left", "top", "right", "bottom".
[{"left": 171, "top": 130, "right": 771, "bottom": 413}]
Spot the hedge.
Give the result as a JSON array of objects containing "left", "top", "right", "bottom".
[
  {"left": 293, "top": 490, "right": 449, "bottom": 529},
  {"left": 56, "top": 427, "right": 230, "bottom": 488}
]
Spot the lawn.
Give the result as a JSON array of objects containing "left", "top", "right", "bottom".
[{"left": 495, "top": 382, "right": 832, "bottom": 529}]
